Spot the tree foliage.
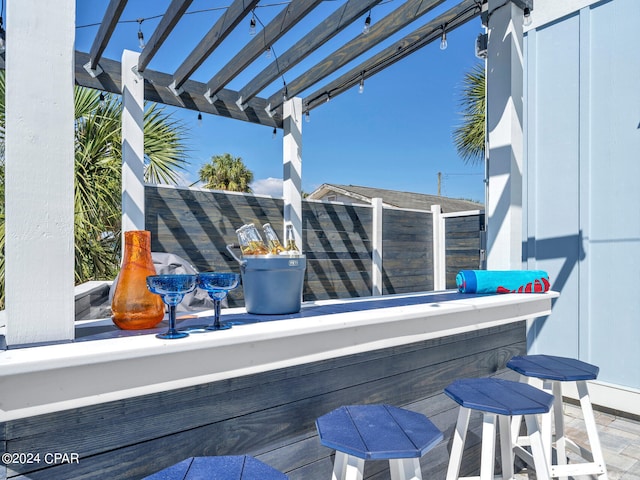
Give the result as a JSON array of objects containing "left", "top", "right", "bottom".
[
  {"left": 0, "top": 71, "right": 189, "bottom": 308},
  {"left": 199, "top": 153, "right": 254, "bottom": 193},
  {"left": 453, "top": 63, "right": 486, "bottom": 165}
]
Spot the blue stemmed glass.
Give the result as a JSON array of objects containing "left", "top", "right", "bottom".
[
  {"left": 146, "top": 274, "right": 197, "bottom": 339},
  {"left": 197, "top": 272, "right": 240, "bottom": 331}
]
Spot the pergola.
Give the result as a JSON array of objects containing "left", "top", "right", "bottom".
[{"left": 2, "top": 0, "right": 530, "bottom": 346}]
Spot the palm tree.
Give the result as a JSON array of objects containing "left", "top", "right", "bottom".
[
  {"left": 199, "top": 153, "right": 254, "bottom": 193},
  {"left": 453, "top": 63, "right": 486, "bottom": 165},
  {"left": 0, "top": 71, "right": 190, "bottom": 307}
]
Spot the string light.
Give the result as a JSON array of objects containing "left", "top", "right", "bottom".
[
  {"left": 197, "top": 112, "right": 202, "bottom": 127},
  {"left": 99, "top": 92, "right": 106, "bottom": 108},
  {"left": 358, "top": 73, "right": 365, "bottom": 94},
  {"left": 272, "top": 127, "right": 277, "bottom": 139},
  {"left": 363, "top": 12, "right": 371, "bottom": 34},
  {"left": 440, "top": 27, "right": 448, "bottom": 50},
  {"left": 265, "top": 45, "right": 272, "bottom": 59},
  {"left": 137, "top": 19, "right": 145, "bottom": 49},
  {"left": 523, "top": 7, "right": 532, "bottom": 26},
  {"left": 249, "top": 13, "right": 256, "bottom": 36},
  {"left": 305, "top": 109, "right": 310, "bottom": 123}
]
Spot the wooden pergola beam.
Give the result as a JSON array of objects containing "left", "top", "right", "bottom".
[
  {"left": 304, "top": 0, "right": 482, "bottom": 111},
  {"left": 170, "top": 0, "right": 260, "bottom": 93},
  {"left": 203, "top": 0, "right": 324, "bottom": 103},
  {"left": 74, "top": 52, "right": 282, "bottom": 128},
  {"left": 137, "top": 0, "right": 194, "bottom": 73},
  {"left": 236, "top": 0, "right": 383, "bottom": 109},
  {"left": 86, "top": 0, "right": 128, "bottom": 73},
  {"left": 265, "top": 0, "right": 447, "bottom": 113}
]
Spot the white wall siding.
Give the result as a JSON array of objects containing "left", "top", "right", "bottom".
[{"left": 525, "top": 0, "right": 640, "bottom": 390}]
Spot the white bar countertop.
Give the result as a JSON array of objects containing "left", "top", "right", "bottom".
[{"left": 0, "top": 290, "right": 558, "bottom": 421}]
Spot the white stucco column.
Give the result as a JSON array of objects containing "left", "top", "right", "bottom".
[
  {"left": 121, "top": 50, "right": 146, "bottom": 233},
  {"left": 282, "top": 98, "right": 303, "bottom": 248},
  {"left": 486, "top": 0, "right": 525, "bottom": 269},
  {"left": 4, "top": 0, "right": 76, "bottom": 346}
]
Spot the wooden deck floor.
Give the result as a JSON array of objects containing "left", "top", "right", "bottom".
[{"left": 515, "top": 402, "right": 640, "bottom": 479}]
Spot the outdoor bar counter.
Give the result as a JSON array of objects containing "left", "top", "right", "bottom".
[{"left": 0, "top": 290, "right": 558, "bottom": 480}]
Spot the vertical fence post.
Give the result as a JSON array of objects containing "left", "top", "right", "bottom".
[
  {"left": 432, "top": 205, "right": 446, "bottom": 290},
  {"left": 371, "top": 198, "right": 383, "bottom": 296}
]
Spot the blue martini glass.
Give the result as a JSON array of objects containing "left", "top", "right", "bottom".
[
  {"left": 146, "top": 274, "right": 197, "bottom": 339},
  {"left": 197, "top": 272, "right": 240, "bottom": 331}
]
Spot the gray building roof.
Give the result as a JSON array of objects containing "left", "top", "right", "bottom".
[{"left": 307, "top": 184, "right": 484, "bottom": 213}]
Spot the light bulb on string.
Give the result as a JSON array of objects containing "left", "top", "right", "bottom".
[
  {"left": 265, "top": 46, "right": 272, "bottom": 59},
  {"left": 523, "top": 7, "right": 532, "bottom": 27},
  {"left": 440, "top": 29, "right": 447, "bottom": 50},
  {"left": 363, "top": 13, "right": 371, "bottom": 34},
  {"left": 272, "top": 127, "right": 277, "bottom": 139},
  {"left": 137, "top": 19, "right": 145, "bottom": 50},
  {"left": 358, "top": 74, "right": 365, "bottom": 94},
  {"left": 305, "top": 110, "right": 310, "bottom": 123},
  {"left": 99, "top": 92, "right": 106, "bottom": 109},
  {"left": 197, "top": 112, "right": 203, "bottom": 127},
  {"left": 249, "top": 14, "right": 256, "bottom": 36}
]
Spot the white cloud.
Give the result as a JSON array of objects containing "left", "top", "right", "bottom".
[{"left": 251, "top": 177, "right": 283, "bottom": 197}]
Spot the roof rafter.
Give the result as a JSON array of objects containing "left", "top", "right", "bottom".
[
  {"left": 137, "top": 0, "right": 194, "bottom": 73},
  {"left": 203, "top": 0, "right": 324, "bottom": 103},
  {"left": 304, "top": 0, "right": 482, "bottom": 110},
  {"left": 169, "top": 0, "right": 260, "bottom": 93},
  {"left": 236, "top": 0, "right": 383, "bottom": 109},
  {"left": 74, "top": 51, "right": 282, "bottom": 128},
  {"left": 265, "top": 0, "right": 448, "bottom": 113},
  {"left": 86, "top": 0, "right": 128, "bottom": 73}
]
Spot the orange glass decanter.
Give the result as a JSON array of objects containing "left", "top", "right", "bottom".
[{"left": 111, "top": 230, "right": 165, "bottom": 330}]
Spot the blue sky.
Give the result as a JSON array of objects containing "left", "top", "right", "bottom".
[{"left": 76, "top": 0, "right": 486, "bottom": 202}]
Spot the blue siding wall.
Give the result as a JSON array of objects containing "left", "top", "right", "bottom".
[{"left": 524, "top": 0, "right": 640, "bottom": 389}]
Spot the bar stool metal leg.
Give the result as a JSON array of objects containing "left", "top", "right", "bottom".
[
  {"left": 446, "top": 407, "right": 471, "bottom": 480},
  {"left": 480, "top": 413, "right": 496, "bottom": 480},
  {"left": 332, "top": 451, "right": 364, "bottom": 480},
  {"left": 389, "top": 458, "right": 422, "bottom": 480}
]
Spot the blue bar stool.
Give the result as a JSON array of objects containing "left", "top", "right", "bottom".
[
  {"left": 316, "top": 404, "right": 443, "bottom": 480},
  {"left": 445, "top": 378, "right": 553, "bottom": 480},
  {"left": 507, "top": 354, "right": 609, "bottom": 480},
  {"left": 143, "top": 455, "right": 289, "bottom": 479}
]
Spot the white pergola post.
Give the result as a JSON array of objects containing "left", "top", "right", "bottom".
[
  {"left": 4, "top": 0, "right": 76, "bottom": 346},
  {"left": 371, "top": 198, "right": 383, "bottom": 296},
  {"left": 282, "top": 98, "right": 303, "bottom": 247},
  {"left": 431, "top": 205, "right": 446, "bottom": 290},
  {"left": 121, "top": 50, "right": 146, "bottom": 234},
  {"left": 485, "top": 0, "right": 525, "bottom": 270}
]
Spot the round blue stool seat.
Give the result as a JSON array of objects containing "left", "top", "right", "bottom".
[
  {"left": 445, "top": 378, "right": 554, "bottom": 416},
  {"left": 507, "top": 354, "right": 599, "bottom": 381}
]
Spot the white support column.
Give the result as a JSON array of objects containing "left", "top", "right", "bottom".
[
  {"left": 121, "top": 50, "right": 146, "bottom": 233},
  {"left": 431, "top": 205, "right": 446, "bottom": 291},
  {"left": 282, "top": 98, "right": 303, "bottom": 247},
  {"left": 371, "top": 198, "right": 383, "bottom": 296},
  {"left": 4, "top": 0, "right": 76, "bottom": 346},
  {"left": 486, "top": 0, "right": 525, "bottom": 270}
]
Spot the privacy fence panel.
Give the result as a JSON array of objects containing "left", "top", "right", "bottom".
[
  {"left": 444, "top": 213, "right": 485, "bottom": 289},
  {"left": 382, "top": 208, "right": 433, "bottom": 294},
  {"left": 146, "top": 186, "right": 482, "bottom": 305}
]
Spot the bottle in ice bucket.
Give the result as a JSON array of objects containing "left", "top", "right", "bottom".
[
  {"left": 235, "top": 225, "right": 253, "bottom": 256},
  {"left": 285, "top": 223, "right": 300, "bottom": 253},
  {"left": 243, "top": 223, "right": 270, "bottom": 255},
  {"left": 262, "top": 223, "right": 285, "bottom": 254}
]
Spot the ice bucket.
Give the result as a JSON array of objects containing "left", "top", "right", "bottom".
[{"left": 227, "top": 245, "right": 306, "bottom": 314}]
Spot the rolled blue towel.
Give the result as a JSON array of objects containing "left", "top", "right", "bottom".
[{"left": 456, "top": 270, "right": 550, "bottom": 294}]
